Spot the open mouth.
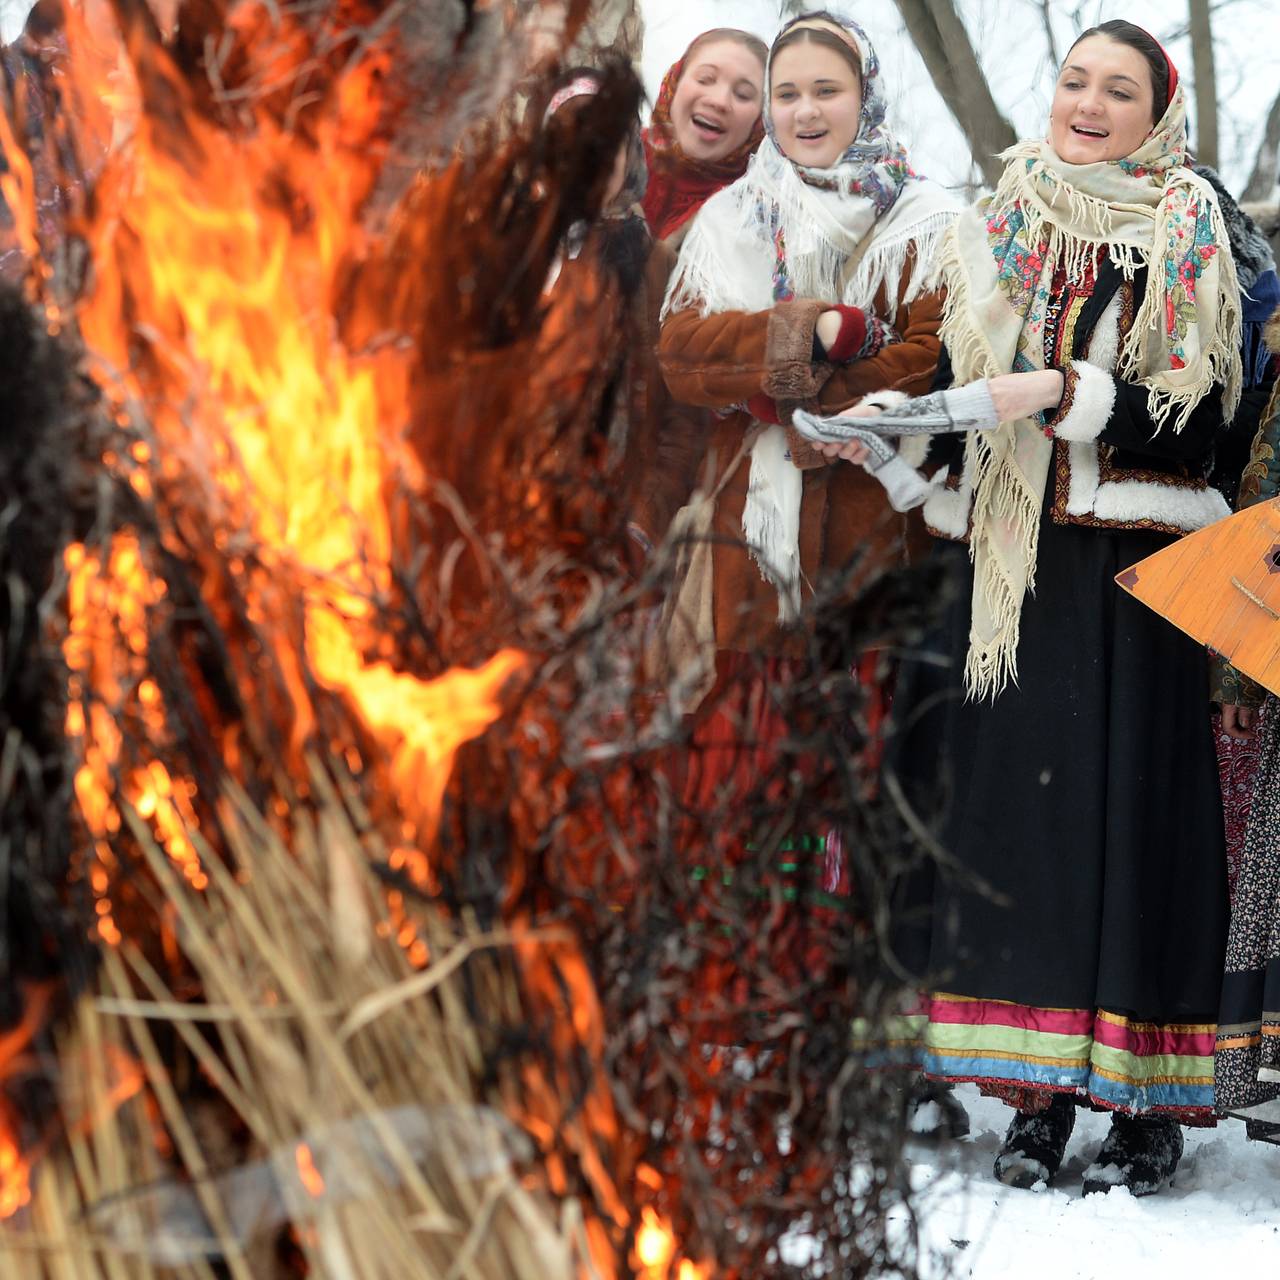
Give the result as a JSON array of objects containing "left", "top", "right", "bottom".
[
  {"left": 1071, "top": 124, "right": 1109, "bottom": 139},
  {"left": 690, "top": 113, "right": 725, "bottom": 137},
  {"left": 795, "top": 129, "right": 828, "bottom": 143}
]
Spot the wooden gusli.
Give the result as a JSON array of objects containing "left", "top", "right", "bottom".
[{"left": 1115, "top": 497, "right": 1280, "bottom": 697}]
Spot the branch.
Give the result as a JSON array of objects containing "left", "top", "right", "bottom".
[
  {"left": 1187, "top": 0, "right": 1219, "bottom": 169},
  {"left": 1035, "top": 0, "right": 1060, "bottom": 70},
  {"left": 1243, "top": 88, "right": 1280, "bottom": 202},
  {"left": 892, "top": 0, "right": 1017, "bottom": 189}
]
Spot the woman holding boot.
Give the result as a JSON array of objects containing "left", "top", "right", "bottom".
[
  {"left": 658, "top": 9, "right": 955, "bottom": 653},
  {"left": 642, "top": 29, "right": 767, "bottom": 249},
  {"left": 894, "top": 21, "right": 1240, "bottom": 1196},
  {"left": 654, "top": 11, "right": 955, "bottom": 1022}
]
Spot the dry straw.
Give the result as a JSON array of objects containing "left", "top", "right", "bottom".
[{"left": 0, "top": 762, "right": 584, "bottom": 1279}]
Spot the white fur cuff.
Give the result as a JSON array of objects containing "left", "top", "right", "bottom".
[
  {"left": 855, "top": 389, "right": 934, "bottom": 468},
  {"left": 858, "top": 389, "right": 909, "bottom": 412},
  {"left": 1052, "top": 361, "right": 1116, "bottom": 443}
]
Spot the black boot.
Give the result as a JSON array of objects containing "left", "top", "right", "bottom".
[
  {"left": 1082, "top": 1113, "right": 1184, "bottom": 1196},
  {"left": 907, "top": 1078, "right": 970, "bottom": 1140},
  {"left": 993, "top": 1094, "right": 1076, "bottom": 1188}
]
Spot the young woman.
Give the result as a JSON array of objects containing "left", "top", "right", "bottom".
[
  {"left": 654, "top": 11, "right": 956, "bottom": 939},
  {"left": 658, "top": 9, "right": 955, "bottom": 653},
  {"left": 895, "top": 21, "right": 1242, "bottom": 1196},
  {"left": 1215, "top": 307, "right": 1280, "bottom": 1136},
  {"left": 642, "top": 29, "right": 767, "bottom": 247}
]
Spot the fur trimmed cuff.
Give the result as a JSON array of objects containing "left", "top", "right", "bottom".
[
  {"left": 763, "top": 300, "right": 829, "bottom": 401},
  {"left": 1049, "top": 361, "right": 1116, "bottom": 442}
]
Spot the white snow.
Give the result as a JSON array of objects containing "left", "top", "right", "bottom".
[
  {"left": 899, "top": 1086, "right": 1280, "bottom": 1279},
  {"left": 909, "top": 1099, "right": 945, "bottom": 1136}
]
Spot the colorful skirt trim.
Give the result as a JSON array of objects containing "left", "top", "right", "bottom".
[{"left": 916, "top": 993, "right": 1216, "bottom": 1123}]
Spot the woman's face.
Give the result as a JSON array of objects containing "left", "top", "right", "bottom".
[
  {"left": 669, "top": 39, "right": 764, "bottom": 162},
  {"left": 770, "top": 41, "right": 863, "bottom": 170},
  {"left": 1050, "top": 35, "right": 1157, "bottom": 164}
]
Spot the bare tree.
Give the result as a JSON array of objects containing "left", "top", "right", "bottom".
[
  {"left": 1188, "top": 0, "right": 1220, "bottom": 168},
  {"left": 891, "top": 0, "right": 1017, "bottom": 189},
  {"left": 1242, "top": 89, "right": 1280, "bottom": 202}
]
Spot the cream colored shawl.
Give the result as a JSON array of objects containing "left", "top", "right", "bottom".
[{"left": 941, "top": 82, "right": 1242, "bottom": 698}]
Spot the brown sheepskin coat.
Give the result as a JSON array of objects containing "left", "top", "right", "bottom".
[{"left": 657, "top": 267, "right": 943, "bottom": 653}]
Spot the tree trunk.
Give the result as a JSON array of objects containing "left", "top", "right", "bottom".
[
  {"left": 1243, "top": 89, "right": 1280, "bottom": 202},
  {"left": 891, "top": 0, "right": 1017, "bottom": 189},
  {"left": 1188, "top": 0, "right": 1219, "bottom": 169}
]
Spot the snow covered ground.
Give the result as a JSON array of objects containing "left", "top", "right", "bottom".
[{"left": 899, "top": 1086, "right": 1280, "bottom": 1279}]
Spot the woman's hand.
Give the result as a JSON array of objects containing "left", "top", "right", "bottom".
[
  {"left": 815, "top": 309, "right": 843, "bottom": 354},
  {"left": 987, "top": 370, "right": 1066, "bottom": 423},
  {"left": 1222, "top": 704, "right": 1258, "bottom": 741},
  {"left": 811, "top": 402, "right": 882, "bottom": 465}
]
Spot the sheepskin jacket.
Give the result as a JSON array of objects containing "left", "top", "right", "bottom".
[
  {"left": 923, "top": 259, "right": 1231, "bottom": 542},
  {"left": 658, "top": 266, "right": 943, "bottom": 653}
]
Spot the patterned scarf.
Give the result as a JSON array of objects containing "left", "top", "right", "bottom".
[
  {"left": 641, "top": 38, "right": 765, "bottom": 242},
  {"left": 663, "top": 12, "right": 958, "bottom": 619},
  {"left": 941, "top": 79, "right": 1243, "bottom": 699}
]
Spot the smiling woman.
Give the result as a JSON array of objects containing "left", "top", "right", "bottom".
[
  {"left": 893, "top": 19, "right": 1245, "bottom": 1203},
  {"left": 641, "top": 29, "right": 766, "bottom": 245},
  {"left": 768, "top": 22, "right": 862, "bottom": 171},
  {"left": 652, "top": 6, "right": 957, "bottom": 774},
  {"left": 1049, "top": 21, "right": 1173, "bottom": 163}
]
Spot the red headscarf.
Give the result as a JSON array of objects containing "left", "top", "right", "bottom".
[
  {"left": 1149, "top": 30, "right": 1179, "bottom": 107},
  {"left": 641, "top": 37, "right": 765, "bottom": 241}
]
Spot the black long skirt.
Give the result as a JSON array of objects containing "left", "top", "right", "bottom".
[{"left": 890, "top": 511, "right": 1228, "bottom": 1120}]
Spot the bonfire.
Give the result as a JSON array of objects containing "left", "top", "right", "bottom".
[{"left": 0, "top": 0, "right": 941, "bottom": 1275}]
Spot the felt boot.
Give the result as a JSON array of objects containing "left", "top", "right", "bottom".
[
  {"left": 992, "top": 1094, "right": 1076, "bottom": 1189},
  {"left": 907, "top": 1079, "right": 970, "bottom": 1140},
  {"left": 1082, "top": 1113, "right": 1184, "bottom": 1197}
]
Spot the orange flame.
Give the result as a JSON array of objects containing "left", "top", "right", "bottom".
[
  {"left": 0, "top": 986, "right": 53, "bottom": 1220},
  {"left": 294, "top": 1142, "right": 326, "bottom": 1199},
  {"left": 0, "top": 1119, "right": 30, "bottom": 1220},
  {"left": 634, "top": 1207, "right": 709, "bottom": 1280},
  {"left": 38, "top": 3, "right": 525, "bottom": 923}
]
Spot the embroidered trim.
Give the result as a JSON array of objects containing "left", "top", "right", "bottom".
[{"left": 1046, "top": 364, "right": 1079, "bottom": 429}]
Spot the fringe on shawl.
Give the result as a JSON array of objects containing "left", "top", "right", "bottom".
[
  {"left": 741, "top": 425, "right": 802, "bottom": 623},
  {"left": 937, "top": 227, "right": 1043, "bottom": 700},
  {"left": 662, "top": 180, "right": 954, "bottom": 324},
  {"left": 988, "top": 153, "right": 1244, "bottom": 432}
]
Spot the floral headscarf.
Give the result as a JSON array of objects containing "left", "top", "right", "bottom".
[{"left": 761, "top": 12, "right": 915, "bottom": 216}]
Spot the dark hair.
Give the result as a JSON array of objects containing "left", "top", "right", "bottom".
[
  {"left": 543, "top": 62, "right": 651, "bottom": 295},
  {"left": 681, "top": 28, "right": 768, "bottom": 78},
  {"left": 1067, "top": 20, "right": 1170, "bottom": 124},
  {"left": 770, "top": 14, "right": 862, "bottom": 85},
  {"left": 22, "top": 0, "right": 65, "bottom": 40}
]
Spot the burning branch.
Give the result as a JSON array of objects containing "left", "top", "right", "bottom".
[{"left": 0, "top": 1, "right": 947, "bottom": 1275}]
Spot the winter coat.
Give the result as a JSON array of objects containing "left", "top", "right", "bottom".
[
  {"left": 924, "top": 259, "right": 1232, "bottom": 543},
  {"left": 657, "top": 263, "right": 943, "bottom": 654}
]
